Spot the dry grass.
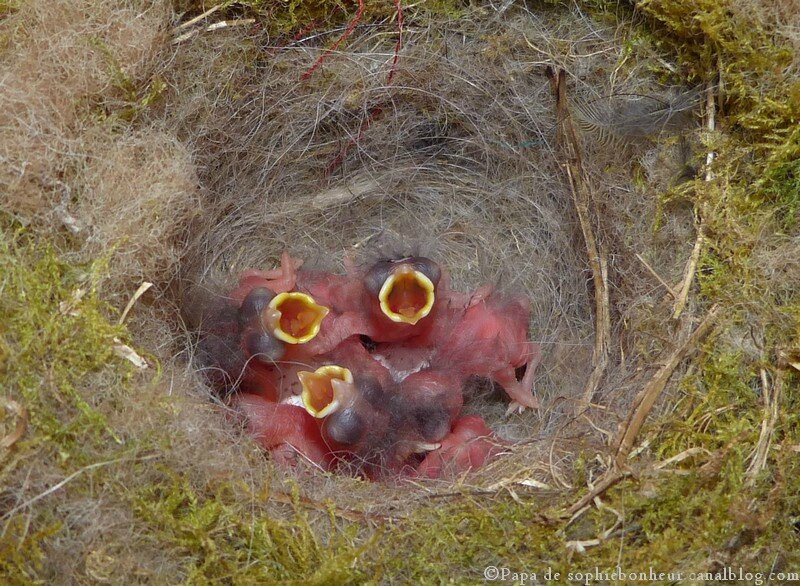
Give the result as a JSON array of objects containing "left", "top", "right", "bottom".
[{"left": 2, "top": 0, "right": 799, "bottom": 581}]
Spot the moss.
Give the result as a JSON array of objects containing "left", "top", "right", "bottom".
[
  {"left": 4, "top": 0, "right": 800, "bottom": 581},
  {"left": 0, "top": 223, "right": 366, "bottom": 582},
  {"left": 0, "top": 518, "right": 61, "bottom": 585},
  {"left": 0, "top": 225, "right": 127, "bottom": 450},
  {"left": 132, "top": 472, "right": 363, "bottom": 583},
  {"left": 90, "top": 36, "right": 168, "bottom": 123}
]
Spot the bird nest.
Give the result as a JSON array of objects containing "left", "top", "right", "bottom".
[
  {"left": 171, "top": 4, "right": 703, "bottom": 481},
  {"left": 3, "top": 0, "right": 798, "bottom": 580}
]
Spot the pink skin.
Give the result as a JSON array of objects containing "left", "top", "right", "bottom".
[
  {"left": 229, "top": 252, "right": 302, "bottom": 303},
  {"left": 217, "top": 254, "right": 538, "bottom": 477},
  {"left": 232, "top": 253, "right": 464, "bottom": 357},
  {"left": 433, "top": 292, "right": 541, "bottom": 410},
  {"left": 414, "top": 416, "right": 502, "bottom": 478},
  {"left": 235, "top": 393, "right": 333, "bottom": 469}
]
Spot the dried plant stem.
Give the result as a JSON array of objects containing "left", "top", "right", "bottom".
[
  {"left": 672, "top": 220, "right": 705, "bottom": 319},
  {"left": 546, "top": 67, "right": 611, "bottom": 410},
  {"left": 635, "top": 253, "right": 677, "bottom": 298},
  {"left": 0, "top": 397, "right": 27, "bottom": 450},
  {"left": 613, "top": 305, "right": 720, "bottom": 469},
  {"left": 745, "top": 366, "right": 782, "bottom": 485},
  {"left": 566, "top": 469, "right": 628, "bottom": 516},
  {"left": 301, "top": 0, "right": 366, "bottom": 80},
  {"left": 119, "top": 281, "right": 153, "bottom": 325},
  {"left": 673, "top": 85, "right": 715, "bottom": 319},
  {"left": 566, "top": 306, "right": 720, "bottom": 515},
  {"left": 176, "top": 3, "right": 224, "bottom": 31},
  {"left": 270, "top": 490, "right": 394, "bottom": 522}
]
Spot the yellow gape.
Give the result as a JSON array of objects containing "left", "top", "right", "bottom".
[
  {"left": 263, "top": 292, "right": 329, "bottom": 344},
  {"left": 298, "top": 365, "right": 354, "bottom": 418},
  {"left": 378, "top": 265, "right": 435, "bottom": 325}
]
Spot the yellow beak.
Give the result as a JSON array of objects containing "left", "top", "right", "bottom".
[
  {"left": 263, "top": 292, "right": 329, "bottom": 344},
  {"left": 298, "top": 365, "right": 354, "bottom": 418},
  {"left": 378, "top": 266, "right": 435, "bottom": 325}
]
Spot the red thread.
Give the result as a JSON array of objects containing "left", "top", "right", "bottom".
[
  {"left": 386, "top": 0, "right": 404, "bottom": 86},
  {"left": 320, "top": 0, "right": 404, "bottom": 176},
  {"left": 301, "top": 0, "right": 365, "bottom": 80}
]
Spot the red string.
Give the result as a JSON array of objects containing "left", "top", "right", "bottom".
[
  {"left": 301, "top": 0, "right": 365, "bottom": 80},
  {"left": 316, "top": 0, "right": 405, "bottom": 176},
  {"left": 386, "top": 0, "right": 404, "bottom": 86}
]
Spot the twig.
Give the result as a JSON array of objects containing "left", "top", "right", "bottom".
[
  {"left": 745, "top": 366, "right": 782, "bottom": 485},
  {"left": 0, "top": 397, "right": 27, "bottom": 450},
  {"left": 1, "top": 455, "right": 159, "bottom": 521},
  {"left": 672, "top": 220, "right": 705, "bottom": 319},
  {"left": 176, "top": 3, "right": 223, "bottom": 31},
  {"left": 613, "top": 305, "right": 720, "bottom": 469},
  {"left": 673, "top": 85, "right": 715, "bottom": 319},
  {"left": 566, "top": 470, "right": 628, "bottom": 516},
  {"left": 565, "top": 307, "right": 719, "bottom": 515},
  {"left": 546, "top": 66, "right": 611, "bottom": 410},
  {"left": 386, "top": 0, "right": 404, "bottom": 86},
  {"left": 173, "top": 19, "right": 255, "bottom": 44},
  {"left": 119, "top": 282, "right": 153, "bottom": 325},
  {"left": 269, "top": 490, "right": 395, "bottom": 522},
  {"left": 324, "top": 1, "right": 404, "bottom": 175},
  {"left": 635, "top": 253, "right": 677, "bottom": 299}
]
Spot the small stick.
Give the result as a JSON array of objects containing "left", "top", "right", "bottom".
[
  {"left": 546, "top": 66, "right": 611, "bottom": 410},
  {"left": 745, "top": 366, "right": 782, "bottom": 485},
  {"left": 566, "top": 307, "right": 719, "bottom": 515},
  {"left": 673, "top": 84, "right": 715, "bottom": 319},
  {"left": 176, "top": 3, "right": 223, "bottom": 31},
  {"left": 173, "top": 19, "right": 255, "bottom": 44},
  {"left": 269, "top": 490, "right": 393, "bottom": 522},
  {"left": 119, "top": 281, "right": 153, "bottom": 325},
  {"left": 613, "top": 305, "right": 720, "bottom": 469},
  {"left": 566, "top": 470, "right": 627, "bottom": 516},
  {"left": 0, "top": 397, "right": 27, "bottom": 449},
  {"left": 635, "top": 253, "right": 677, "bottom": 299},
  {"left": 301, "top": 0, "right": 365, "bottom": 80},
  {"left": 385, "top": 0, "right": 404, "bottom": 85},
  {"left": 672, "top": 220, "right": 705, "bottom": 319}
]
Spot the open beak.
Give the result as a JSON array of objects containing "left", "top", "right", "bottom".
[
  {"left": 408, "top": 441, "right": 441, "bottom": 453},
  {"left": 262, "top": 292, "right": 329, "bottom": 344},
  {"left": 378, "top": 265, "right": 435, "bottom": 325},
  {"left": 298, "top": 365, "right": 353, "bottom": 418},
  {"left": 394, "top": 439, "right": 442, "bottom": 462}
]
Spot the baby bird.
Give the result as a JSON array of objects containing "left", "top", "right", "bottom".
[
  {"left": 235, "top": 252, "right": 451, "bottom": 357},
  {"left": 414, "top": 415, "right": 502, "bottom": 478},
  {"left": 295, "top": 339, "right": 395, "bottom": 464},
  {"left": 355, "top": 255, "right": 447, "bottom": 343},
  {"left": 234, "top": 393, "right": 333, "bottom": 469},
  {"left": 432, "top": 289, "right": 541, "bottom": 413}
]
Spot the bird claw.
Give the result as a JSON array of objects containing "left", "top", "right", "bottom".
[{"left": 505, "top": 401, "right": 525, "bottom": 416}]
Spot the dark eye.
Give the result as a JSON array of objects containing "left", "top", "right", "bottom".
[
  {"left": 409, "top": 257, "right": 441, "bottom": 286},
  {"left": 242, "top": 330, "right": 284, "bottom": 363},
  {"left": 238, "top": 287, "right": 275, "bottom": 328},
  {"left": 363, "top": 261, "right": 394, "bottom": 296},
  {"left": 324, "top": 408, "right": 365, "bottom": 445}
]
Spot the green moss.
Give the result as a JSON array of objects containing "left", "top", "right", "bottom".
[
  {"left": 0, "top": 226, "right": 127, "bottom": 450},
  {"left": 0, "top": 518, "right": 61, "bottom": 585},
  {"left": 0, "top": 223, "right": 367, "bottom": 582},
  {"left": 132, "top": 473, "right": 363, "bottom": 583},
  {"left": 4, "top": 0, "right": 800, "bottom": 581}
]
